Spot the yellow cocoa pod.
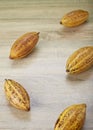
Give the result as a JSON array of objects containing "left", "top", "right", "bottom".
[
  {"left": 54, "top": 104, "right": 86, "bottom": 130},
  {"left": 66, "top": 46, "right": 93, "bottom": 74},
  {"left": 9, "top": 32, "right": 39, "bottom": 59},
  {"left": 4, "top": 79, "right": 30, "bottom": 111},
  {"left": 60, "top": 10, "right": 89, "bottom": 27}
]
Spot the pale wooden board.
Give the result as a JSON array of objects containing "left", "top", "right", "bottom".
[{"left": 0, "top": 0, "right": 93, "bottom": 130}]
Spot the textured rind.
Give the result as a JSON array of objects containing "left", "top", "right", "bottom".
[
  {"left": 54, "top": 104, "right": 86, "bottom": 130},
  {"left": 66, "top": 46, "right": 93, "bottom": 74},
  {"left": 9, "top": 32, "right": 39, "bottom": 59},
  {"left": 4, "top": 79, "right": 30, "bottom": 111},
  {"left": 60, "top": 10, "right": 89, "bottom": 27}
]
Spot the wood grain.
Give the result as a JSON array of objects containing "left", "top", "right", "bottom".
[{"left": 0, "top": 0, "right": 93, "bottom": 130}]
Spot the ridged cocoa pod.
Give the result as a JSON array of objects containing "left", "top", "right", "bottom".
[
  {"left": 66, "top": 46, "right": 93, "bottom": 74},
  {"left": 60, "top": 10, "right": 89, "bottom": 27},
  {"left": 4, "top": 79, "right": 30, "bottom": 111},
  {"left": 54, "top": 104, "right": 86, "bottom": 130},
  {"left": 9, "top": 32, "right": 39, "bottom": 59}
]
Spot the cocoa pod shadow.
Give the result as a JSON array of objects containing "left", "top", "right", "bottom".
[
  {"left": 57, "top": 21, "right": 89, "bottom": 39},
  {"left": 66, "top": 67, "right": 93, "bottom": 83},
  {"left": 9, "top": 105, "right": 31, "bottom": 120}
]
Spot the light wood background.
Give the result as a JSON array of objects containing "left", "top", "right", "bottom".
[{"left": 0, "top": 0, "right": 93, "bottom": 130}]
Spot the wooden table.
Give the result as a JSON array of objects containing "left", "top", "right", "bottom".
[{"left": 0, "top": 0, "right": 93, "bottom": 130}]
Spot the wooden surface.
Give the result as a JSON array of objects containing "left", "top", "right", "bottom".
[{"left": 0, "top": 0, "right": 93, "bottom": 130}]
